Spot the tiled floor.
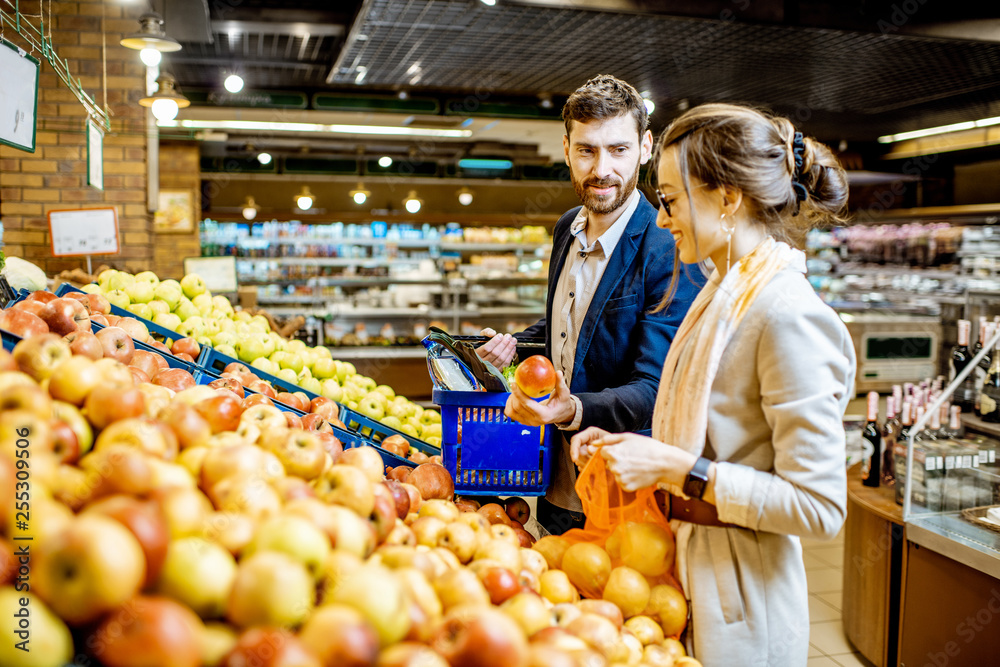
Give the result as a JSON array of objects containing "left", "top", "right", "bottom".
[{"left": 803, "top": 531, "right": 875, "bottom": 667}]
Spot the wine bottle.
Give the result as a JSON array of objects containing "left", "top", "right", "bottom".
[
  {"left": 862, "top": 391, "right": 882, "bottom": 487},
  {"left": 940, "top": 405, "right": 965, "bottom": 440},
  {"left": 882, "top": 395, "right": 900, "bottom": 485},
  {"left": 980, "top": 338, "right": 1000, "bottom": 424},
  {"left": 952, "top": 320, "right": 973, "bottom": 410},
  {"left": 975, "top": 322, "right": 993, "bottom": 417},
  {"left": 894, "top": 399, "right": 914, "bottom": 505}
]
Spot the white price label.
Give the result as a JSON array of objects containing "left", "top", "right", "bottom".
[{"left": 48, "top": 208, "right": 120, "bottom": 257}]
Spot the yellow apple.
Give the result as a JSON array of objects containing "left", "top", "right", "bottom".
[
  {"left": 0, "top": 587, "right": 73, "bottom": 667},
  {"left": 156, "top": 536, "right": 237, "bottom": 619},
  {"left": 226, "top": 551, "right": 314, "bottom": 629}
]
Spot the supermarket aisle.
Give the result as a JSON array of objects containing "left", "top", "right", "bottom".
[{"left": 804, "top": 530, "right": 874, "bottom": 667}]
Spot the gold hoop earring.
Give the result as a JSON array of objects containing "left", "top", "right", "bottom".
[{"left": 721, "top": 213, "right": 735, "bottom": 273}]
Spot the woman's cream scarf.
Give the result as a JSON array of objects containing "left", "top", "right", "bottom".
[{"left": 652, "top": 237, "right": 806, "bottom": 595}]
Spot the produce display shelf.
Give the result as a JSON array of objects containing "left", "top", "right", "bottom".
[
  {"left": 54, "top": 283, "right": 187, "bottom": 345},
  {"left": 432, "top": 389, "right": 552, "bottom": 497},
  {"left": 89, "top": 321, "right": 207, "bottom": 375},
  {"left": 338, "top": 406, "right": 438, "bottom": 456}
]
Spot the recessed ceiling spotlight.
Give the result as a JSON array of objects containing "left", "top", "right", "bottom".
[
  {"left": 257, "top": 152, "right": 272, "bottom": 165},
  {"left": 539, "top": 94, "right": 553, "bottom": 109},
  {"left": 640, "top": 92, "right": 655, "bottom": 115},
  {"left": 398, "top": 91, "right": 409, "bottom": 100},
  {"left": 224, "top": 74, "right": 244, "bottom": 93},
  {"left": 378, "top": 156, "right": 393, "bottom": 168}
]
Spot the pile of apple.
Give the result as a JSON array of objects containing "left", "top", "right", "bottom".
[
  {"left": 0, "top": 335, "right": 700, "bottom": 666},
  {"left": 80, "top": 269, "right": 442, "bottom": 446}
]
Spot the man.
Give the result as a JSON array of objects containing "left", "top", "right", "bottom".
[{"left": 478, "top": 74, "right": 703, "bottom": 535}]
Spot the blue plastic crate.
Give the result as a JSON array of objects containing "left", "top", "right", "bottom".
[
  {"left": 1, "top": 329, "right": 22, "bottom": 352},
  {"left": 432, "top": 389, "right": 552, "bottom": 496},
  {"left": 338, "top": 405, "right": 438, "bottom": 456},
  {"left": 200, "top": 345, "right": 322, "bottom": 400},
  {"left": 55, "top": 283, "right": 187, "bottom": 345}
]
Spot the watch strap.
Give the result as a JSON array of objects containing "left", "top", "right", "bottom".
[{"left": 683, "top": 456, "right": 712, "bottom": 499}]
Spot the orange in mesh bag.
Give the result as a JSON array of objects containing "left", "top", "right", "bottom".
[{"left": 559, "top": 452, "right": 687, "bottom": 638}]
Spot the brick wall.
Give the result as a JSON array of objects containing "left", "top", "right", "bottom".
[
  {"left": 155, "top": 142, "right": 202, "bottom": 280},
  {"left": 0, "top": 0, "right": 153, "bottom": 278}
]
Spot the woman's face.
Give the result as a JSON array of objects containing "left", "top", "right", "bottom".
[{"left": 654, "top": 146, "right": 726, "bottom": 266}]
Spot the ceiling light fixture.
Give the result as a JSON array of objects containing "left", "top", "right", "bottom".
[
  {"left": 457, "top": 187, "right": 474, "bottom": 206},
  {"left": 403, "top": 191, "right": 422, "bottom": 214},
  {"left": 139, "top": 48, "right": 161, "bottom": 67},
  {"left": 480, "top": 0, "right": 498, "bottom": 5},
  {"left": 257, "top": 152, "right": 272, "bottom": 165},
  {"left": 378, "top": 156, "right": 393, "bottom": 168},
  {"left": 459, "top": 158, "right": 513, "bottom": 170},
  {"left": 295, "top": 186, "right": 315, "bottom": 211},
  {"left": 241, "top": 196, "right": 260, "bottom": 221},
  {"left": 539, "top": 94, "right": 553, "bottom": 109},
  {"left": 349, "top": 183, "right": 371, "bottom": 205},
  {"left": 120, "top": 12, "right": 182, "bottom": 52},
  {"left": 154, "top": 119, "right": 473, "bottom": 138},
  {"left": 643, "top": 97, "right": 655, "bottom": 115},
  {"left": 224, "top": 73, "right": 244, "bottom": 94},
  {"left": 139, "top": 74, "right": 190, "bottom": 121},
  {"left": 878, "top": 116, "right": 1000, "bottom": 144}
]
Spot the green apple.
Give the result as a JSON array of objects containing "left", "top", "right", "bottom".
[
  {"left": 217, "top": 318, "right": 236, "bottom": 333},
  {"left": 175, "top": 298, "right": 201, "bottom": 322},
  {"left": 251, "top": 356, "right": 277, "bottom": 375},
  {"left": 212, "top": 331, "right": 239, "bottom": 348},
  {"left": 286, "top": 339, "right": 307, "bottom": 354},
  {"left": 410, "top": 404, "right": 424, "bottom": 420},
  {"left": 386, "top": 401, "right": 409, "bottom": 421},
  {"left": 381, "top": 415, "right": 403, "bottom": 430},
  {"left": 400, "top": 423, "right": 419, "bottom": 438},
  {"left": 374, "top": 385, "right": 396, "bottom": 400},
  {"left": 215, "top": 343, "right": 237, "bottom": 358},
  {"left": 421, "top": 423, "right": 442, "bottom": 440},
  {"left": 0, "top": 588, "right": 73, "bottom": 667},
  {"left": 108, "top": 271, "right": 135, "bottom": 292},
  {"left": 342, "top": 384, "right": 366, "bottom": 403},
  {"left": 234, "top": 322, "right": 251, "bottom": 336},
  {"left": 153, "top": 283, "right": 183, "bottom": 311},
  {"left": 311, "top": 357, "right": 337, "bottom": 380},
  {"left": 147, "top": 299, "right": 170, "bottom": 317},
  {"left": 202, "top": 319, "right": 221, "bottom": 337},
  {"left": 126, "top": 303, "right": 153, "bottom": 320},
  {"left": 300, "top": 377, "right": 322, "bottom": 395},
  {"left": 106, "top": 289, "right": 130, "bottom": 309},
  {"left": 236, "top": 333, "right": 276, "bottom": 363},
  {"left": 192, "top": 293, "right": 214, "bottom": 315},
  {"left": 134, "top": 270, "right": 160, "bottom": 287},
  {"left": 278, "top": 352, "right": 304, "bottom": 374},
  {"left": 212, "top": 296, "right": 233, "bottom": 314},
  {"left": 356, "top": 376, "right": 377, "bottom": 393},
  {"left": 425, "top": 436, "right": 441, "bottom": 448},
  {"left": 340, "top": 361, "right": 358, "bottom": 383},
  {"left": 420, "top": 409, "right": 441, "bottom": 425},
  {"left": 269, "top": 332, "right": 286, "bottom": 353},
  {"left": 364, "top": 391, "right": 389, "bottom": 409},
  {"left": 313, "top": 345, "right": 332, "bottom": 360},
  {"left": 296, "top": 366, "right": 313, "bottom": 382},
  {"left": 197, "top": 336, "right": 213, "bottom": 348},
  {"left": 97, "top": 269, "right": 117, "bottom": 290},
  {"left": 277, "top": 368, "right": 298, "bottom": 384},
  {"left": 347, "top": 400, "right": 358, "bottom": 410},
  {"left": 242, "top": 515, "right": 330, "bottom": 581},
  {"left": 82, "top": 283, "right": 103, "bottom": 295},
  {"left": 180, "top": 273, "right": 207, "bottom": 299},
  {"left": 405, "top": 416, "right": 423, "bottom": 435},
  {"left": 233, "top": 311, "right": 252, "bottom": 323},
  {"left": 153, "top": 312, "right": 183, "bottom": 331},
  {"left": 320, "top": 380, "right": 343, "bottom": 402},
  {"left": 156, "top": 537, "right": 237, "bottom": 619},
  {"left": 357, "top": 394, "right": 385, "bottom": 421},
  {"left": 124, "top": 280, "right": 154, "bottom": 304},
  {"left": 299, "top": 349, "right": 318, "bottom": 371},
  {"left": 176, "top": 320, "right": 205, "bottom": 339}
]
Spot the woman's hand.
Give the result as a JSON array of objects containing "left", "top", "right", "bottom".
[
  {"left": 598, "top": 434, "right": 698, "bottom": 493},
  {"left": 570, "top": 426, "right": 611, "bottom": 468},
  {"left": 504, "top": 370, "right": 575, "bottom": 426}
]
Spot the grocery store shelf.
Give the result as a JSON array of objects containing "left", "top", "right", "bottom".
[
  {"left": 825, "top": 264, "right": 961, "bottom": 280},
  {"left": 242, "top": 276, "right": 548, "bottom": 288},
  {"left": 246, "top": 257, "right": 424, "bottom": 267},
  {"left": 227, "top": 236, "right": 437, "bottom": 248},
  {"left": 439, "top": 242, "right": 550, "bottom": 252},
  {"left": 330, "top": 346, "right": 428, "bottom": 360},
  {"left": 257, "top": 295, "right": 331, "bottom": 305}
]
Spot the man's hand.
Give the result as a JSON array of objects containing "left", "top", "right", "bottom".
[
  {"left": 476, "top": 328, "right": 517, "bottom": 369},
  {"left": 505, "top": 370, "right": 575, "bottom": 427},
  {"left": 570, "top": 426, "right": 611, "bottom": 469}
]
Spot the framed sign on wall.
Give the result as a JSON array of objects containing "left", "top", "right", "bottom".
[
  {"left": 0, "top": 39, "right": 40, "bottom": 153},
  {"left": 154, "top": 189, "right": 195, "bottom": 233}
]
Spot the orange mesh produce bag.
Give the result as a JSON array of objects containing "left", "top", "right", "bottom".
[{"left": 560, "top": 452, "right": 686, "bottom": 637}]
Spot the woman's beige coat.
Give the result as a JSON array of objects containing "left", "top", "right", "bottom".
[{"left": 679, "top": 267, "right": 856, "bottom": 666}]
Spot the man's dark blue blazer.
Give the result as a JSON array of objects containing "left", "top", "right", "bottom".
[{"left": 518, "top": 192, "right": 704, "bottom": 435}]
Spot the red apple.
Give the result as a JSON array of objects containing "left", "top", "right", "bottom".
[
  {"left": 400, "top": 483, "right": 421, "bottom": 514},
  {"left": 40, "top": 297, "right": 91, "bottom": 335},
  {"left": 223, "top": 362, "right": 255, "bottom": 381},
  {"left": 249, "top": 380, "right": 276, "bottom": 399},
  {"left": 96, "top": 326, "right": 136, "bottom": 364},
  {"left": 514, "top": 528, "right": 535, "bottom": 548},
  {"left": 84, "top": 384, "right": 145, "bottom": 430},
  {"left": 276, "top": 391, "right": 307, "bottom": 412},
  {"left": 432, "top": 606, "right": 529, "bottom": 667},
  {"left": 382, "top": 480, "right": 411, "bottom": 520},
  {"left": 408, "top": 463, "right": 454, "bottom": 501},
  {"left": 455, "top": 498, "right": 481, "bottom": 513},
  {"left": 310, "top": 396, "right": 340, "bottom": 421},
  {"left": 158, "top": 402, "right": 212, "bottom": 450},
  {"left": 408, "top": 451, "right": 429, "bottom": 465},
  {"left": 284, "top": 412, "right": 303, "bottom": 429},
  {"left": 195, "top": 394, "right": 243, "bottom": 433},
  {"left": 50, "top": 420, "right": 81, "bottom": 464},
  {"left": 64, "top": 292, "right": 92, "bottom": 312},
  {"left": 382, "top": 435, "right": 410, "bottom": 458},
  {"left": 117, "top": 317, "right": 150, "bottom": 343},
  {"left": 210, "top": 377, "right": 245, "bottom": 398},
  {"left": 171, "top": 337, "right": 201, "bottom": 358},
  {"left": 154, "top": 368, "right": 197, "bottom": 392},
  {"left": 242, "top": 393, "right": 274, "bottom": 409},
  {"left": 106, "top": 314, "right": 121, "bottom": 326},
  {"left": 129, "top": 349, "right": 162, "bottom": 379},
  {"left": 90, "top": 313, "right": 109, "bottom": 327},
  {"left": 91, "top": 595, "right": 202, "bottom": 667},
  {"left": 87, "top": 293, "right": 111, "bottom": 315},
  {"left": 371, "top": 486, "right": 399, "bottom": 544},
  {"left": 301, "top": 413, "right": 333, "bottom": 434},
  {"left": 505, "top": 497, "right": 531, "bottom": 526},
  {"left": 387, "top": 466, "right": 411, "bottom": 483},
  {"left": 149, "top": 340, "right": 170, "bottom": 353},
  {"left": 11, "top": 299, "right": 47, "bottom": 317},
  {"left": 316, "top": 431, "right": 344, "bottom": 463},
  {"left": 174, "top": 352, "right": 196, "bottom": 363},
  {"left": 0, "top": 308, "right": 49, "bottom": 339},
  {"left": 222, "top": 627, "right": 322, "bottom": 667},
  {"left": 128, "top": 367, "right": 150, "bottom": 384},
  {"left": 83, "top": 494, "right": 170, "bottom": 587},
  {"left": 479, "top": 567, "right": 521, "bottom": 605},
  {"left": 298, "top": 605, "right": 378, "bottom": 667},
  {"left": 64, "top": 330, "right": 104, "bottom": 360},
  {"left": 25, "top": 290, "right": 57, "bottom": 305},
  {"left": 514, "top": 355, "right": 556, "bottom": 399},
  {"left": 13, "top": 333, "right": 72, "bottom": 381}
]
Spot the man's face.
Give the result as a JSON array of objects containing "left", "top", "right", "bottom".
[{"left": 563, "top": 114, "right": 652, "bottom": 215}]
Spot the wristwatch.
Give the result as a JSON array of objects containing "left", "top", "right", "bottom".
[{"left": 683, "top": 456, "right": 712, "bottom": 500}]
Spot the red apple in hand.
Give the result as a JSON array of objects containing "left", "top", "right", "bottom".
[
  {"left": 514, "top": 355, "right": 556, "bottom": 399},
  {"left": 65, "top": 330, "right": 104, "bottom": 360},
  {"left": 0, "top": 309, "right": 48, "bottom": 339},
  {"left": 171, "top": 337, "right": 200, "bottom": 358},
  {"left": 96, "top": 326, "right": 136, "bottom": 364}
]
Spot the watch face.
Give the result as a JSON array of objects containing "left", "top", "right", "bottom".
[{"left": 684, "top": 477, "right": 708, "bottom": 500}]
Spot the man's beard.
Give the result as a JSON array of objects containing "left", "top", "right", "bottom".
[{"left": 571, "top": 159, "right": 640, "bottom": 215}]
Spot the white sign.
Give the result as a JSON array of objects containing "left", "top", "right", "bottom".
[
  {"left": 48, "top": 208, "right": 120, "bottom": 256},
  {"left": 0, "top": 40, "right": 39, "bottom": 152},
  {"left": 184, "top": 256, "right": 238, "bottom": 292},
  {"left": 87, "top": 119, "right": 103, "bottom": 190}
]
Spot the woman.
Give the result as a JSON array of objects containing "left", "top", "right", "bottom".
[{"left": 571, "top": 103, "right": 856, "bottom": 665}]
